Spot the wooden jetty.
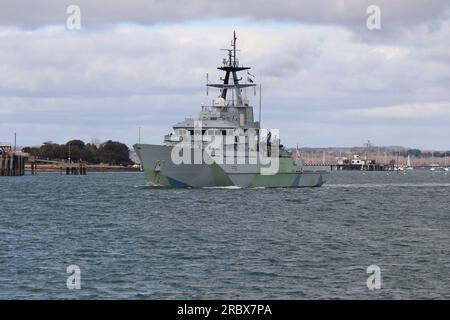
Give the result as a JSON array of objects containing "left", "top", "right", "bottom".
[
  {"left": 0, "top": 144, "right": 29, "bottom": 176},
  {"left": 29, "top": 157, "right": 87, "bottom": 175}
]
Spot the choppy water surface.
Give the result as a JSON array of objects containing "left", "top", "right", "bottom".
[{"left": 1, "top": 170, "right": 449, "bottom": 299}]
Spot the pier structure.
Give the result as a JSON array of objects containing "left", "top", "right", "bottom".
[
  {"left": 301, "top": 161, "right": 385, "bottom": 171},
  {"left": 63, "top": 162, "right": 87, "bottom": 175},
  {"left": 29, "top": 157, "right": 87, "bottom": 175},
  {"left": 333, "top": 154, "right": 386, "bottom": 171},
  {"left": 0, "top": 144, "right": 29, "bottom": 176},
  {"left": 333, "top": 162, "right": 386, "bottom": 171}
]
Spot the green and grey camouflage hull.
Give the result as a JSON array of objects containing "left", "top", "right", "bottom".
[{"left": 134, "top": 144, "right": 330, "bottom": 188}]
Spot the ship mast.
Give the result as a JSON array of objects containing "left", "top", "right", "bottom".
[
  {"left": 207, "top": 31, "right": 256, "bottom": 107},
  {"left": 233, "top": 31, "right": 237, "bottom": 67}
]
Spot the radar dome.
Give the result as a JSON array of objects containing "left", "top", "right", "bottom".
[{"left": 214, "top": 97, "right": 226, "bottom": 107}]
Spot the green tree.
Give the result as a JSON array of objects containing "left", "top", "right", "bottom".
[
  {"left": 83, "top": 143, "right": 99, "bottom": 163},
  {"left": 98, "top": 140, "right": 132, "bottom": 166},
  {"left": 22, "top": 139, "right": 132, "bottom": 165},
  {"left": 66, "top": 140, "right": 85, "bottom": 149},
  {"left": 21, "top": 146, "right": 40, "bottom": 156},
  {"left": 39, "top": 142, "right": 60, "bottom": 159},
  {"left": 406, "top": 149, "right": 422, "bottom": 157}
]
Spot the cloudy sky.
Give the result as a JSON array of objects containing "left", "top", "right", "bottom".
[{"left": 1, "top": 0, "right": 450, "bottom": 149}]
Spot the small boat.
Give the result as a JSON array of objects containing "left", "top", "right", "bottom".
[
  {"left": 430, "top": 152, "right": 449, "bottom": 172},
  {"left": 405, "top": 154, "right": 414, "bottom": 170},
  {"left": 431, "top": 166, "right": 449, "bottom": 172}
]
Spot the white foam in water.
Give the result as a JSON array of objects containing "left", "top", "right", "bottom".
[
  {"left": 325, "top": 182, "right": 450, "bottom": 188},
  {"left": 201, "top": 186, "right": 242, "bottom": 189}
]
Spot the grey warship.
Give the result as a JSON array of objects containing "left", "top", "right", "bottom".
[{"left": 134, "top": 32, "right": 330, "bottom": 187}]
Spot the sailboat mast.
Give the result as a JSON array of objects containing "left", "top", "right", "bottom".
[{"left": 396, "top": 152, "right": 399, "bottom": 173}]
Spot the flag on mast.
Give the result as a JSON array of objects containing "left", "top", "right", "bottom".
[
  {"left": 246, "top": 71, "right": 256, "bottom": 94},
  {"left": 247, "top": 71, "right": 255, "bottom": 83}
]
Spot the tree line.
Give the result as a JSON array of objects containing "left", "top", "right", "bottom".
[
  {"left": 22, "top": 140, "right": 133, "bottom": 166},
  {"left": 398, "top": 149, "right": 450, "bottom": 158}
]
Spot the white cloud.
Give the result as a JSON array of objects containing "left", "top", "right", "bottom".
[
  {"left": 2, "top": 0, "right": 450, "bottom": 30},
  {"left": 1, "top": 12, "right": 450, "bottom": 148},
  {"left": 373, "top": 46, "right": 410, "bottom": 60},
  {"left": 339, "top": 102, "right": 450, "bottom": 119}
]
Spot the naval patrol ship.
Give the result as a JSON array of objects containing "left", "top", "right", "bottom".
[{"left": 134, "top": 33, "right": 330, "bottom": 188}]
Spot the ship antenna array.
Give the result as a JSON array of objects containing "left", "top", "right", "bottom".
[
  {"left": 220, "top": 31, "right": 240, "bottom": 66},
  {"left": 233, "top": 30, "right": 237, "bottom": 66},
  {"left": 206, "top": 31, "right": 255, "bottom": 107}
]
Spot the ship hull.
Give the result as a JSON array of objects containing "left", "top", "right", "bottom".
[{"left": 134, "top": 144, "right": 330, "bottom": 188}]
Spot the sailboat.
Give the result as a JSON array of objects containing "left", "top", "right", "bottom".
[
  {"left": 430, "top": 151, "right": 449, "bottom": 172},
  {"left": 405, "top": 154, "right": 414, "bottom": 170},
  {"left": 430, "top": 151, "right": 439, "bottom": 171},
  {"left": 444, "top": 152, "right": 449, "bottom": 172}
]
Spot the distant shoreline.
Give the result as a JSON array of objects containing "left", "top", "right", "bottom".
[{"left": 25, "top": 164, "right": 141, "bottom": 173}]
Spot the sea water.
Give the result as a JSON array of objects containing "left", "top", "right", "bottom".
[{"left": 1, "top": 170, "right": 449, "bottom": 299}]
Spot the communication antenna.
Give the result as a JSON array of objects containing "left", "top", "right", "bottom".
[
  {"left": 257, "top": 78, "right": 262, "bottom": 149},
  {"left": 233, "top": 30, "right": 237, "bottom": 66},
  {"left": 221, "top": 31, "right": 240, "bottom": 66},
  {"left": 259, "top": 78, "right": 262, "bottom": 129}
]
